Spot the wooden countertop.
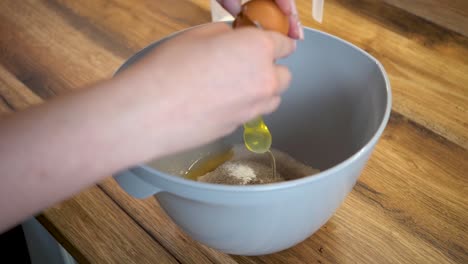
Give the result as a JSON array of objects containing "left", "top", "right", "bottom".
[{"left": 1, "top": 0, "right": 467, "bottom": 263}]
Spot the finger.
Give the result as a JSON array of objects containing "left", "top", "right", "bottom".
[
  {"left": 217, "top": 0, "right": 242, "bottom": 16},
  {"left": 275, "top": 0, "right": 303, "bottom": 39},
  {"left": 260, "top": 96, "right": 282, "bottom": 115},
  {"left": 275, "top": 0, "right": 293, "bottom": 15},
  {"left": 288, "top": 13, "right": 303, "bottom": 40},
  {"left": 267, "top": 31, "right": 296, "bottom": 59},
  {"left": 275, "top": 65, "right": 292, "bottom": 95},
  {"left": 288, "top": 0, "right": 304, "bottom": 40},
  {"left": 184, "top": 22, "right": 231, "bottom": 38}
]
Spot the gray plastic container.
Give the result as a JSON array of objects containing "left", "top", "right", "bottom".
[{"left": 114, "top": 25, "right": 392, "bottom": 255}]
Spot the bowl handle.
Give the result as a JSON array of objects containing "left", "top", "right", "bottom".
[{"left": 114, "top": 169, "right": 162, "bottom": 199}]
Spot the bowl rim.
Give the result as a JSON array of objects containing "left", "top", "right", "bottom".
[{"left": 114, "top": 23, "right": 392, "bottom": 193}]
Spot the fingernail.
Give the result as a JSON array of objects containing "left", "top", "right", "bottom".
[
  {"left": 298, "top": 21, "right": 304, "bottom": 40},
  {"left": 291, "top": 13, "right": 304, "bottom": 40},
  {"left": 290, "top": 0, "right": 298, "bottom": 15},
  {"left": 222, "top": 0, "right": 241, "bottom": 16}
]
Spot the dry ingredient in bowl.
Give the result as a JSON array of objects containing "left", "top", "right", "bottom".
[
  {"left": 198, "top": 160, "right": 283, "bottom": 185},
  {"left": 189, "top": 144, "right": 320, "bottom": 185},
  {"left": 222, "top": 162, "right": 257, "bottom": 184}
]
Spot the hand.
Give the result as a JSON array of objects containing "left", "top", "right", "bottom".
[
  {"left": 217, "top": 0, "right": 304, "bottom": 39},
  {"left": 112, "top": 23, "right": 296, "bottom": 160},
  {"left": 0, "top": 23, "right": 295, "bottom": 232}
]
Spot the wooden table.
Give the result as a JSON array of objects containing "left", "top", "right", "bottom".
[{"left": 1, "top": 0, "right": 467, "bottom": 263}]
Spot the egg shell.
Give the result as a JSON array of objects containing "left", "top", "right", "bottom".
[
  {"left": 239, "top": 0, "right": 289, "bottom": 35},
  {"left": 233, "top": 13, "right": 256, "bottom": 28}
]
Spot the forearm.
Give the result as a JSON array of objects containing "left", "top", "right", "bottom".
[
  {"left": 0, "top": 78, "right": 166, "bottom": 232},
  {"left": 0, "top": 22, "right": 294, "bottom": 233}
]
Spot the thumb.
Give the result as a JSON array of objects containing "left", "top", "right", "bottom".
[
  {"left": 267, "top": 31, "right": 296, "bottom": 59},
  {"left": 217, "top": 0, "right": 242, "bottom": 16}
]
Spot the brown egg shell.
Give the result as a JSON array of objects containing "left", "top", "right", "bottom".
[
  {"left": 233, "top": 13, "right": 256, "bottom": 28},
  {"left": 240, "top": 0, "right": 289, "bottom": 35}
]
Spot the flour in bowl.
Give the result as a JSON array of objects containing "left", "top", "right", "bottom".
[{"left": 191, "top": 144, "right": 319, "bottom": 185}]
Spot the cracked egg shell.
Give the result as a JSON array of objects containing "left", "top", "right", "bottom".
[{"left": 233, "top": 0, "right": 289, "bottom": 36}]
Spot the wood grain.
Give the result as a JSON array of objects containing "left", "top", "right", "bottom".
[
  {"left": 98, "top": 179, "right": 238, "bottom": 264},
  {"left": 0, "top": 0, "right": 467, "bottom": 263},
  {"left": 381, "top": 0, "right": 468, "bottom": 37},
  {"left": 52, "top": 0, "right": 211, "bottom": 52},
  {"left": 0, "top": 65, "right": 42, "bottom": 113},
  {"left": 297, "top": 0, "right": 468, "bottom": 149},
  {"left": 38, "top": 187, "right": 179, "bottom": 264},
  {"left": 0, "top": 0, "right": 123, "bottom": 98}
]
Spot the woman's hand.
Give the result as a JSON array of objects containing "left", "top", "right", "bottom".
[
  {"left": 0, "top": 23, "right": 295, "bottom": 232},
  {"left": 216, "top": 0, "right": 304, "bottom": 39},
  {"left": 113, "top": 22, "right": 296, "bottom": 160}
]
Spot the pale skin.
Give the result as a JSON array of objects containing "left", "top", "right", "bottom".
[{"left": 0, "top": 1, "right": 300, "bottom": 233}]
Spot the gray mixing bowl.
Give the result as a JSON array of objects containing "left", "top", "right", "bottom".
[{"left": 114, "top": 24, "right": 392, "bottom": 255}]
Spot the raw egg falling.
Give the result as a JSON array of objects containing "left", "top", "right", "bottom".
[{"left": 232, "top": 0, "right": 290, "bottom": 154}]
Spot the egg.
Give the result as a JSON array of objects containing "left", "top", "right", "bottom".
[{"left": 233, "top": 0, "right": 289, "bottom": 36}]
